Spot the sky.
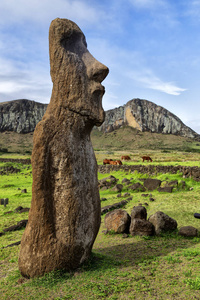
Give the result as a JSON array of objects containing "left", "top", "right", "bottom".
[{"left": 0, "top": 0, "right": 200, "bottom": 133}]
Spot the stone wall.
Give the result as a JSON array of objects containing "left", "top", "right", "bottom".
[{"left": 98, "top": 164, "right": 200, "bottom": 182}]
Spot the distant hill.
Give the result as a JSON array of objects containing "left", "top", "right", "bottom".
[
  {"left": 0, "top": 99, "right": 47, "bottom": 133},
  {"left": 0, "top": 98, "right": 199, "bottom": 141},
  {"left": 97, "top": 98, "right": 200, "bottom": 140}
]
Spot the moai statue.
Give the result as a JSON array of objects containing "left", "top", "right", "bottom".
[{"left": 18, "top": 18, "right": 109, "bottom": 278}]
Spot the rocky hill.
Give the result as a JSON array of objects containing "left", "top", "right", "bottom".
[
  {"left": 98, "top": 98, "right": 200, "bottom": 140},
  {"left": 0, "top": 98, "right": 199, "bottom": 140},
  {"left": 0, "top": 99, "right": 47, "bottom": 133}
]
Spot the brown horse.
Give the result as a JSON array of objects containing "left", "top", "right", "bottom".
[
  {"left": 142, "top": 156, "right": 152, "bottom": 162},
  {"left": 121, "top": 155, "right": 131, "bottom": 160},
  {"left": 103, "top": 159, "right": 113, "bottom": 165}
]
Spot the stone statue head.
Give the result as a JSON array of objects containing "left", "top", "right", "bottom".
[{"left": 49, "top": 18, "right": 109, "bottom": 126}]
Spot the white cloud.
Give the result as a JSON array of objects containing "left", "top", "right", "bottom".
[
  {"left": 0, "top": 57, "right": 51, "bottom": 103},
  {"left": 128, "top": 70, "right": 187, "bottom": 95},
  {"left": 0, "top": 0, "right": 101, "bottom": 27}
]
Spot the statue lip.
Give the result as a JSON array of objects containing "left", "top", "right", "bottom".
[{"left": 92, "top": 84, "right": 105, "bottom": 95}]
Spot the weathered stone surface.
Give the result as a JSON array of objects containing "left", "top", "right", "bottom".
[
  {"left": 0, "top": 99, "right": 47, "bottom": 133},
  {"left": 148, "top": 211, "right": 177, "bottom": 235},
  {"left": 98, "top": 175, "right": 118, "bottom": 189},
  {"left": 131, "top": 206, "right": 147, "bottom": 220},
  {"left": 157, "top": 186, "right": 173, "bottom": 193},
  {"left": 178, "top": 226, "right": 198, "bottom": 237},
  {"left": 128, "top": 182, "right": 145, "bottom": 192},
  {"left": 112, "top": 184, "right": 123, "bottom": 192},
  {"left": 18, "top": 18, "right": 108, "bottom": 278},
  {"left": 143, "top": 179, "right": 161, "bottom": 191},
  {"left": 96, "top": 98, "right": 200, "bottom": 139},
  {"left": 104, "top": 209, "right": 131, "bottom": 233},
  {"left": 129, "top": 219, "right": 155, "bottom": 236}
]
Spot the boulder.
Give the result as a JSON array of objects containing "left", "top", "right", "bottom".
[
  {"left": 128, "top": 182, "right": 145, "bottom": 192},
  {"left": 157, "top": 186, "right": 173, "bottom": 193},
  {"left": 130, "top": 219, "right": 155, "bottom": 236},
  {"left": 148, "top": 211, "right": 177, "bottom": 235},
  {"left": 178, "top": 226, "right": 198, "bottom": 237},
  {"left": 131, "top": 205, "right": 147, "bottom": 220},
  {"left": 168, "top": 180, "right": 178, "bottom": 186},
  {"left": 105, "top": 209, "right": 131, "bottom": 233},
  {"left": 143, "top": 179, "right": 161, "bottom": 191},
  {"left": 112, "top": 184, "right": 123, "bottom": 192}
]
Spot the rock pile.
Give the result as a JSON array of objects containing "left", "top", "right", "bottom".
[{"left": 104, "top": 206, "right": 199, "bottom": 238}]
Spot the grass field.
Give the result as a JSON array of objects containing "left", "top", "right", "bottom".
[{"left": 1, "top": 150, "right": 200, "bottom": 299}]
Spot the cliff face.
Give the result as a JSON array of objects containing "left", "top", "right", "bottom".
[
  {"left": 0, "top": 99, "right": 47, "bottom": 133},
  {"left": 0, "top": 98, "right": 199, "bottom": 140},
  {"left": 98, "top": 98, "right": 199, "bottom": 139}
]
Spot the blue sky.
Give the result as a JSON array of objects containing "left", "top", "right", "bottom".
[{"left": 0, "top": 0, "right": 200, "bottom": 133}]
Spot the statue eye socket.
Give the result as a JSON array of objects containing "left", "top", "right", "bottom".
[{"left": 61, "top": 32, "right": 87, "bottom": 56}]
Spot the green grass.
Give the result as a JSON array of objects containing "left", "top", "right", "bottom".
[{"left": 1, "top": 156, "right": 200, "bottom": 299}]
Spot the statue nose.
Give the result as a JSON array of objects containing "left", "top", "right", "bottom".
[
  {"left": 89, "top": 61, "right": 109, "bottom": 83},
  {"left": 83, "top": 52, "right": 109, "bottom": 82}
]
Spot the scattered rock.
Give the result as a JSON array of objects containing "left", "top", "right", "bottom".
[
  {"left": 19, "top": 208, "right": 30, "bottom": 213},
  {"left": 4, "top": 211, "right": 13, "bottom": 214},
  {"left": 100, "top": 198, "right": 107, "bottom": 202},
  {"left": 122, "top": 178, "right": 129, "bottom": 183},
  {"left": 130, "top": 219, "right": 155, "bottom": 236},
  {"left": 158, "top": 186, "right": 173, "bottom": 193},
  {"left": 149, "top": 197, "right": 155, "bottom": 201},
  {"left": 112, "top": 184, "right": 123, "bottom": 192},
  {"left": 178, "top": 226, "right": 198, "bottom": 237},
  {"left": 143, "top": 179, "right": 162, "bottom": 191},
  {"left": 14, "top": 206, "right": 23, "bottom": 212},
  {"left": 128, "top": 182, "right": 145, "bottom": 192},
  {"left": 105, "top": 209, "right": 131, "bottom": 233},
  {"left": 2, "top": 241, "right": 21, "bottom": 248},
  {"left": 148, "top": 211, "right": 177, "bottom": 235},
  {"left": 168, "top": 180, "right": 178, "bottom": 186},
  {"left": 123, "top": 193, "right": 130, "bottom": 197},
  {"left": 3, "top": 219, "right": 28, "bottom": 232},
  {"left": 131, "top": 206, "right": 147, "bottom": 220},
  {"left": 101, "top": 200, "right": 129, "bottom": 215},
  {"left": 21, "top": 189, "right": 27, "bottom": 193}
]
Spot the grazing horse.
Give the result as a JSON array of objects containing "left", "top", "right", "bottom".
[
  {"left": 121, "top": 155, "right": 131, "bottom": 160},
  {"left": 103, "top": 159, "right": 122, "bottom": 165},
  {"left": 103, "top": 159, "right": 113, "bottom": 165},
  {"left": 142, "top": 156, "right": 152, "bottom": 162},
  {"left": 109, "top": 160, "right": 118, "bottom": 165}
]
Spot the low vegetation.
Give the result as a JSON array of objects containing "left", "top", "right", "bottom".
[{"left": 1, "top": 149, "right": 200, "bottom": 299}]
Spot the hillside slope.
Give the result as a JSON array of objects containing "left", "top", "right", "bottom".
[{"left": 98, "top": 98, "right": 200, "bottom": 140}]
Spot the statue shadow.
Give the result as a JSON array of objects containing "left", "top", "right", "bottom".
[{"left": 85, "top": 233, "right": 200, "bottom": 273}]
